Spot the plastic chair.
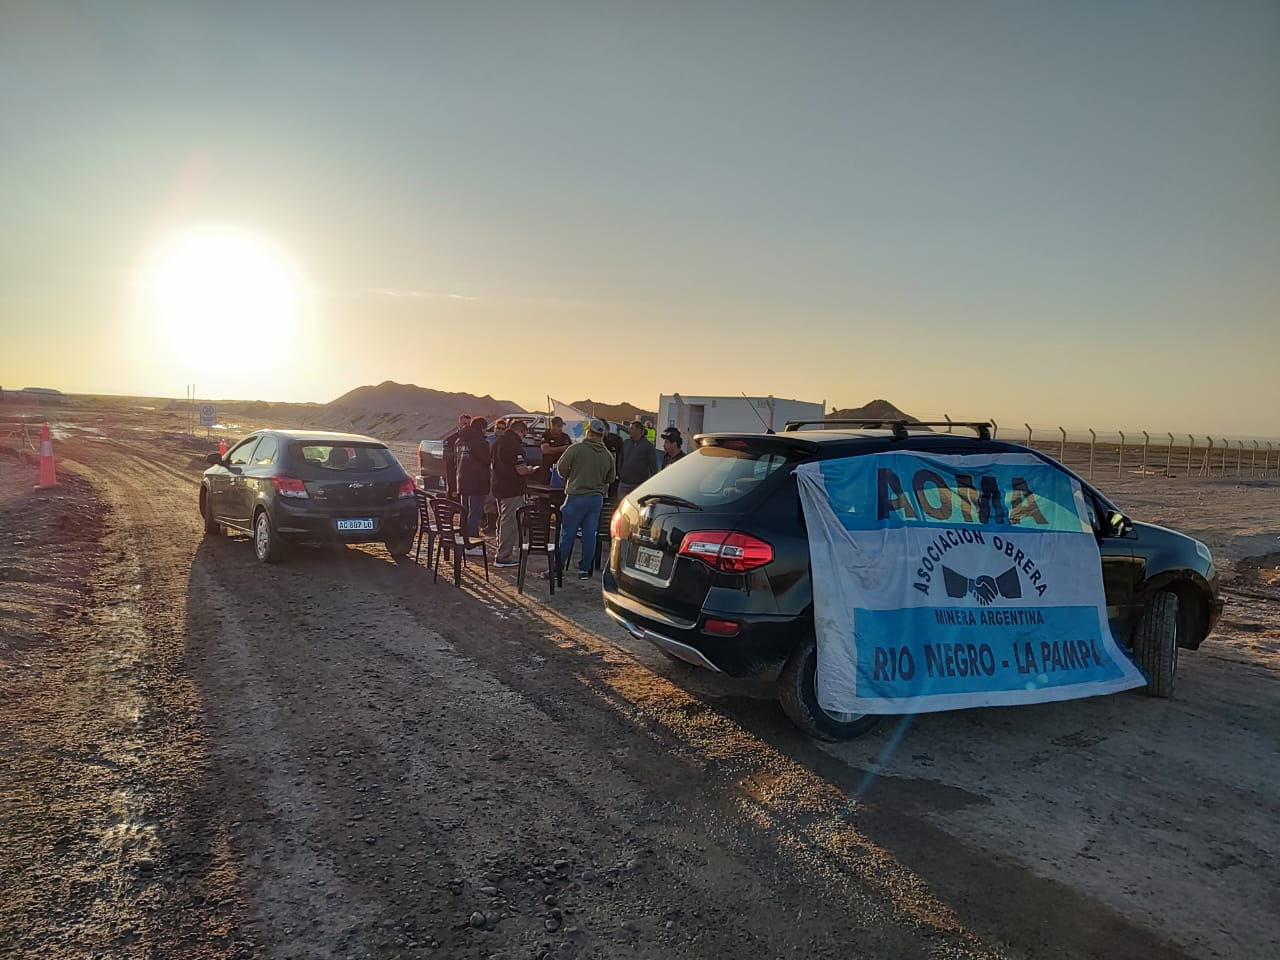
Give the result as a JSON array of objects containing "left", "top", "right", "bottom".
[
  {"left": 594, "top": 497, "right": 617, "bottom": 571},
  {"left": 516, "top": 501, "right": 562, "bottom": 595},
  {"left": 563, "top": 498, "right": 615, "bottom": 576},
  {"left": 430, "top": 497, "right": 489, "bottom": 587},
  {"left": 413, "top": 489, "right": 437, "bottom": 565}
]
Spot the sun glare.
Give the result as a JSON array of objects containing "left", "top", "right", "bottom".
[{"left": 139, "top": 227, "right": 306, "bottom": 375}]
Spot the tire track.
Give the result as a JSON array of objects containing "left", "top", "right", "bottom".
[{"left": 23, "top": 443, "right": 1224, "bottom": 959}]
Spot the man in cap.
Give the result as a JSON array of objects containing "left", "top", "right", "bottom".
[
  {"left": 554, "top": 418, "right": 617, "bottom": 580},
  {"left": 540, "top": 416, "right": 571, "bottom": 468},
  {"left": 660, "top": 427, "right": 686, "bottom": 469}
]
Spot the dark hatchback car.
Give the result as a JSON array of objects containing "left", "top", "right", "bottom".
[
  {"left": 201, "top": 430, "right": 418, "bottom": 563},
  {"left": 602, "top": 420, "right": 1223, "bottom": 740}
]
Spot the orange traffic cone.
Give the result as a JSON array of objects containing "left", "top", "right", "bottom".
[
  {"left": 219, "top": 438, "right": 228, "bottom": 457},
  {"left": 35, "top": 421, "right": 57, "bottom": 489}
]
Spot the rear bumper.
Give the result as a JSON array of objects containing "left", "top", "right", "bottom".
[
  {"left": 271, "top": 499, "right": 418, "bottom": 543},
  {"left": 602, "top": 572, "right": 800, "bottom": 680},
  {"left": 605, "top": 607, "right": 724, "bottom": 671}
]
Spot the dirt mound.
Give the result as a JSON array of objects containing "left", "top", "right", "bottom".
[
  {"left": 827, "top": 399, "right": 918, "bottom": 423},
  {"left": 571, "top": 399, "right": 657, "bottom": 424},
  {"left": 314, "top": 381, "right": 525, "bottom": 441}
]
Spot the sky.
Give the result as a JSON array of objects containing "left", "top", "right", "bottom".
[{"left": 1, "top": 0, "right": 1277, "bottom": 436}]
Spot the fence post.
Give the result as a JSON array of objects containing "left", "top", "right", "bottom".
[
  {"left": 1236, "top": 440, "right": 1243, "bottom": 477},
  {"left": 991, "top": 420, "right": 999, "bottom": 439},
  {"left": 1166, "top": 432, "right": 1174, "bottom": 476},
  {"left": 1142, "top": 431, "right": 1150, "bottom": 476},
  {"left": 1253, "top": 440, "right": 1259, "bottom": 477},
  {"left": 1025, "top": 423, "right": 1033, "bottom": 447},
  {"left": 1059, "top": 426, "right": 1067, "bottom": 464},
  {"left": 1117, "top": 431, "right": 1126, "bottom": 477},
  {"left": 1088, "top": 428, "right": 1096, "bottom": 481},
  {"left": 1221, "top": 439, "right": 1228, "bottom": 476},
  {"left": 1187, "top": 435, "right": 1194, "bottom": 475},
  {"left": 1200, "top": 437, "right": 1213, "bottom": 477},
  {"left": 1269, "top": 442, "right": 1275, "bottom": 478},
  {"left": 944, "top": 414, "right": 953, "bottom": 433}
]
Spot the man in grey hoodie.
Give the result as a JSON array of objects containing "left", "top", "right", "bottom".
[
  {"left": 617, "top": 419, "right": 656, "bottom": 498},
  {"left": 555, "top": 418, "right": 617, "bottom": 580}
]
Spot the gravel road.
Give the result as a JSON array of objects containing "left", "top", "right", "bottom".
[{"left": 2, "top": 426, "right": 1277, "bottom": 960}]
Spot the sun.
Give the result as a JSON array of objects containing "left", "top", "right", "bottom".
[{"left": 139, "top": 227, "right": 306, "bottom": 373}]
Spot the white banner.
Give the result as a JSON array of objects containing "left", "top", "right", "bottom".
[
  {"left": 795, "top": 451, "right": 1145, "bottom": 715},
  {"left": 548, "top": 397, "right": 591, "bottom": 439}
]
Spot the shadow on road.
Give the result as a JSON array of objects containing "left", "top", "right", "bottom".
[{"left": 183, "top": 532, "right": 1200, "bottom": 960}]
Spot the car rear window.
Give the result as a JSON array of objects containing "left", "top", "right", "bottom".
[
  {"left": 290, "top": 443, "right": 400, "bottom": 472},
  {"left": 648, "top": 442, "right": 807, "bottom": 507}
]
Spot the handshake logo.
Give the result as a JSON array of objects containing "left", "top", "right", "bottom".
[{"left": 943, "top": 566, "right": 1023, "bottom": 606}]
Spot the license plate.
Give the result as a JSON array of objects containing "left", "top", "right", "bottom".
[
  {"left": 336, "top": 518, "right": 375, "bottom": 531},
  {"left": 633, "top": 545, "right": 663, "bottom": 575}
]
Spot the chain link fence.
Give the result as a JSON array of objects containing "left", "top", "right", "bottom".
[{"left": 937, "top": 417, "right": 1280, "bottom": 482}]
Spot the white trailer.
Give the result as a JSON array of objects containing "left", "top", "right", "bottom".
[{"left": 656, "top": 394, "right": 826, "bottom": 439}]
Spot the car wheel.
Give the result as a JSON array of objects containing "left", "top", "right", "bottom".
[
  {"left": 385, "top": 534, "right": 414, "bottom": 559},
  {"left": 778, "top": 634, "right": 881, "bottom": 741},
  {"left": 200, "top": 489, "right": 220, "bottom": 535},
  {"left": 253, "top": 509, "right": 283, "bottom": 564},
  {"left": 1133, "top": 590, "right": 1179, "bottom": 698}
]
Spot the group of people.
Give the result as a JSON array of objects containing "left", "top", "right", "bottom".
[{"left": 444, "top": 412, "right": 687, "bottom": 580}]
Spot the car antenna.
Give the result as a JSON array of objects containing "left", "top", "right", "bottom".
[{"left": 741, "top": 392, "right": 772, "bottom": 432}]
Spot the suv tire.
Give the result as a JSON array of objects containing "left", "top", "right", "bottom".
[
  {"left": 1133, "top": 590, "right": 1179, "bottom": 697},
  {"left": 778, "top": 634, "right": 881, "bottom": 741}
]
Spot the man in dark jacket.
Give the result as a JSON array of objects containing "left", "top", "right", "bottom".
[
  {"left": 618, "top": 420, "right": 656, "bottom": 498},
  {"left": 491, "top": 419, "right": 534, "bottom": 567},
  {"left": 455, "top": 416, "right": 491, "bottom": 543},
  {"left": 601, "top": 423, "right": 623, "bottom": 498},
  {"left": 660, "top": 427, "right": 686, "bottom": 469},
  {"left": 442, "top": 413, "right": 471, "bottom": 498}
]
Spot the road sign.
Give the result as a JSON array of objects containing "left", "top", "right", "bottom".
[{"left": 199, "top": 403, "right": 217, "bottom": 427}]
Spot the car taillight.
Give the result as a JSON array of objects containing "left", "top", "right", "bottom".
[
  {"left": 398, "top": 477, "right": 416, "bottom": 498},
  {"left": 271, "top": 476, "right": 309, "bottom": 499},
  {"left": 610, "top": 508, "right": 623, "bottom": 539},
  {"left": 417, "top": 447, "right": 423, "bottom": 470},
  {"left": 677, "top": 530, "right": 773, "bottom": 573}
]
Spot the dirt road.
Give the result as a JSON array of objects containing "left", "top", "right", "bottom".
[{"left": 2, "top": 428, "right": 1278, "bottom": 959}]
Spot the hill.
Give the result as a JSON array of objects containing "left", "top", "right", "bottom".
[
  {"left": 571, "top": 399, "right": 657, "bottom": 424},
  {"left": 827, "top": 399, "right": 919, "bottom": 423},
  {"left": 317, "top": 381, "right": 525, "bottom": 440}
]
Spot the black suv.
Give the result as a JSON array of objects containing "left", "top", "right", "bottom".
[
  {"left": 201, "top": 430, "right": 418, "bottom": 563},
  {"left": 602, "top": 420, "right": 1222, "bottom": 740}
]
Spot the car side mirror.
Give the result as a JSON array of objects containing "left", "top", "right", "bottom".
[
  {"left": 1106, "top": 510, "right": 1133, "bottom": 538},
  {"left": 206, "top": 452, "right": 223, "bottom": 466}
]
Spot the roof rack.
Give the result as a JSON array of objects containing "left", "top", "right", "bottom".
[{"left": 782, "top": 419, "right": 993, "bottom": 442}]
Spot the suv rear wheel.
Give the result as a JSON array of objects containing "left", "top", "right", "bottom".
[
  {"left": 778, "top": 634, "right": 881, "bottom": 741},
  {"left": 1133, "top": 590, "right": 1179, "bottom": 697}
]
